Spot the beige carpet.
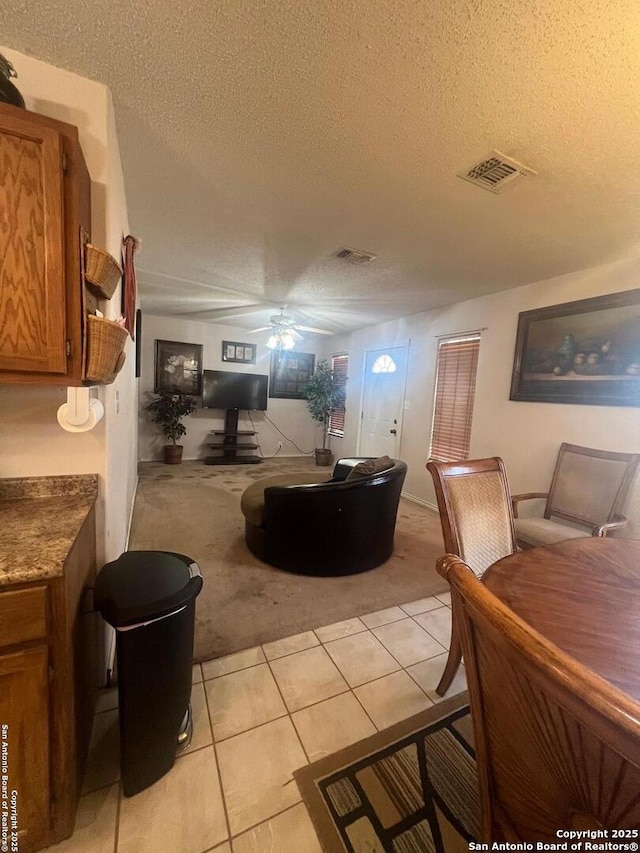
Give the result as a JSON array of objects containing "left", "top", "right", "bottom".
[
  {"left": 296, "top": 693, "right": 476, "bottom": 852},
  {"left": 129, "top": 457, "right": 448, "bottom": 661}
]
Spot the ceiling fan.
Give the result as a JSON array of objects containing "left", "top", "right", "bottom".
[{"left": 249, "top": 306, "right": 333, "bottom": 349}]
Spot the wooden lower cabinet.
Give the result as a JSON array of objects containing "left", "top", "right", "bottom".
[
  {"left": 0, "top": 647, "right": 50, "bottom": 852},
  {"left": 0, "top": 508, "right": 98, "bottom": 852}
]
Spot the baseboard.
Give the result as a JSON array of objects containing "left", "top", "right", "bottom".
[{"left": 401, "top": 490, "right": 438, "bottom": 513}]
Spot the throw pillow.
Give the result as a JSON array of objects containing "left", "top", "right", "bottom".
[{"left": 345, "top": 455, "right": 394, "bottom": 481}]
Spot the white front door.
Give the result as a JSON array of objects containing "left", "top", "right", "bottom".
[{"left": 358, "top": 346, "right": 408, "bottom": 458}]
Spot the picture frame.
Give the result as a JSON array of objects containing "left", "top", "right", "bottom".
[
  {"left": 154, "top": 339, "right": 203, "bottom": 396},
  {"left": 509, "top": 289, "right": 640, "bottom": 407},
  {"left": 135, "top": 309, "right": 142, "bottom": 379},
  {"left": 222, "top": 340, "right": 257, "bottom": 364},
  {"left": 269, "top": 350, "right": 315, "bottom": 399}
]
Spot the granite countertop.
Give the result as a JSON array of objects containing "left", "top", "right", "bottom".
[{"left": 0, "top": 474, "right": 98, "bottom": 587}]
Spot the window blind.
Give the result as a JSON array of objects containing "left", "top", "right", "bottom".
[
  {"left": 328, "top": 354, "right": 349, "bottom": 437},
  {"left": 429, "top": 335, "right": 480, "bottom": 462}
]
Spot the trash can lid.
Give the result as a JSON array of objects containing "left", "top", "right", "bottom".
[{"left": 94, "top": 551, "right": 203, "bottom": 628}]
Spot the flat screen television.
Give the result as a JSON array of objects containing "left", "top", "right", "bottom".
[{"left": 202, "top": 369, "right": 268, "bottom": 410}]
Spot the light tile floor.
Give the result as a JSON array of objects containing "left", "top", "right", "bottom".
[{"left": 46, "top": 593, "right": 466, "bottom": 852}]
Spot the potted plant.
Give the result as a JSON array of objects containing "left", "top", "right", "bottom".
[
  {"left": 303, "top": 359, "right": 345, "bottom": 466},
  {"left": 146, "top": 393, "right": 196, "bottom": 464}
]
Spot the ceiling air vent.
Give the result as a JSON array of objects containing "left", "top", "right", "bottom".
[
  {"left": 333, "top": 246, "right": 378, "bottom": 265},
  {"left": 458, "top": 150, "right": 535, "bottom": 194}
]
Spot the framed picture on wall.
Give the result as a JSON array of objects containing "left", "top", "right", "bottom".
[
  {"left": 154, "top": 339, "right": 203, "bottom": 396},
  {"left": 135, "top": 309, "right": 142, "bottom": 378},
  {"left": 510, "top": 289, "right": 640, "bottom": 407},
  {"left": 222, "top": 340, "right": 257, "bottom": 364},
  {"left": 269, "top": 350, "right": 315, "bottom": 399}
]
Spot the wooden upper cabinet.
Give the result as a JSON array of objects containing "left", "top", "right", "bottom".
[
  {"left": 0, "top": 104, "right": 91, "bottom": 385},
  {"left": 0, "top": 112, "right": 66, "bottom": 373}
]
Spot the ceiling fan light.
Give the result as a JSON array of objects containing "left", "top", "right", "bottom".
[
  {"left": 266, "top": 329, "right": 297, "bottom": 349},
  {"left": 281, "top": 331, "right": 296, "bottom": 350}
]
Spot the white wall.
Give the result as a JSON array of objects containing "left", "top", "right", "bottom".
[
  {"left": 328, "top": 257, "right": 640, "bottom": 537},
  {"left": 139, "top": 315, "right": 321, "bottom": 461},
  {"left": 102, "top": 92, "right": 138, "bottom": 562},
  {"left": 0, "top": 46, "right": 137, "bottom": 564},
  {"left": 0, "top": 46, "right": 109, "bottom": 498}
]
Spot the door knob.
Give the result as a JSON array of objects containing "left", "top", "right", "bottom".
[{"left": 389, "top": 429, "right": 397, "bottom": 435}]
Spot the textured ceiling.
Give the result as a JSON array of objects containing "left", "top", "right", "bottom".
[{"left": 4, "top": 0, "right": 640, "bottom": 334}]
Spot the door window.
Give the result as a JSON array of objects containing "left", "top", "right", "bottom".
[{"left": 371, "top": 354, "right": 397, "bottom": 374}]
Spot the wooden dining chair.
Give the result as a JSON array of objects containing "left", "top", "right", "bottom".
[
  {"left": 440, "top": 553, "right": 640, "bottom": 839},
  {"left": 512, "top": 442, "right": 640, "bottom": 549},
  {"left": 426, "top": 457, "right": 517, "bottom": 696}
]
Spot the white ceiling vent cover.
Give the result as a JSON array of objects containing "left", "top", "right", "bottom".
[
  {"left": 458, "top": 150, "right": 536, "bottom": 194},
  {"left": 333, "top": 246, "right": 378, "bottom": 265}
]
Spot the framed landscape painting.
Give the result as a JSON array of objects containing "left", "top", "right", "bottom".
[
  {"left": 510, "top": 289, "right": 640, "bottom": 407},
  {"left": 269, "top": 351, "right": 315, "bottom": 399},
  {"left": 154, "top": 339, "right": 203, "bottom": 396}
]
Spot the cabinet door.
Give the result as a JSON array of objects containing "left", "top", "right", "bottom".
[
  {"left": 0, "top": 646, "right": 51, "bottom": 852},
  {"left": 0, "top": 111, "right": 67, "bottom": 374}
]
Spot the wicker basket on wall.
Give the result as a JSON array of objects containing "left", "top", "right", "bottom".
[
  {"left": 84, "top": 244, "right": 123, "bottom": 299},
  {"left": 84, "top": 315, "right": 128, "bottom": 384}
]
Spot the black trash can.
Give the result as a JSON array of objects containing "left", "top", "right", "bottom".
[{"left": 94, "top": 550, "right": 203, "bottom": 796}]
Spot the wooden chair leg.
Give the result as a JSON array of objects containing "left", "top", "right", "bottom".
[{"left": 436, "top": 622, "right": 462, "bottom": 697}]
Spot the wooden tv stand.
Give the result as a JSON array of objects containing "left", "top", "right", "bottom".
[{"left": 205, "top": 409, "right": 262, "bottom": 465}]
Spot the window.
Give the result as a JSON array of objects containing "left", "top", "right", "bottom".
[
  {"left": 429, "top": 334, "right": 481, "bottom": 462},
  {"left": 371, "top": 354, "right": 397, "bottom": 374},
  {"left": 328, "top": 353, "right": 348, "bottom": 437}
]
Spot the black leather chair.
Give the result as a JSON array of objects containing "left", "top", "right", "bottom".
[{"left": 243, "top": 457, "right": 408, "bottom": 576}]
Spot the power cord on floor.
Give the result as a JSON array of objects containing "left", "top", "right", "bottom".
[{"left": 249, "top": 410, "right": 315, "bottom": 456}]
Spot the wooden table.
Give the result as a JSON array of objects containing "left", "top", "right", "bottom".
[{"left": 482, "top": 537, "right": 640, "bottom": 702}]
